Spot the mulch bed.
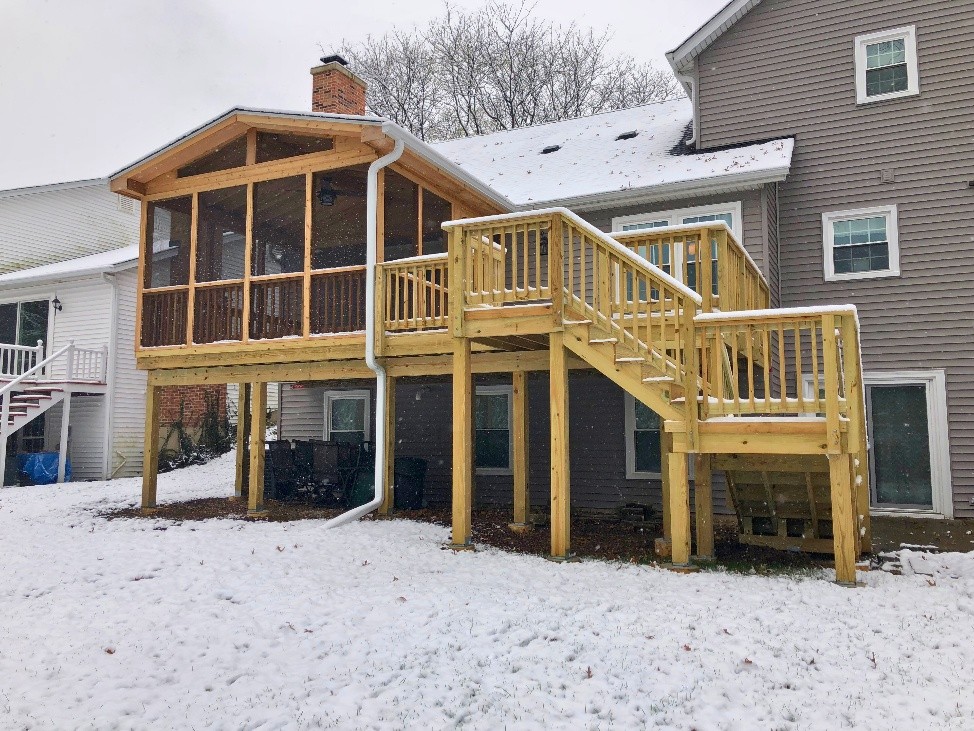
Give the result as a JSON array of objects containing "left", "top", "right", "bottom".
[{"left": 104, "top": 497, "right": 352, "bottom": 523}]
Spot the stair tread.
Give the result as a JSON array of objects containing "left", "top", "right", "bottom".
[{"left": 588, "top": 338, "right": 617, "bottom": 344}]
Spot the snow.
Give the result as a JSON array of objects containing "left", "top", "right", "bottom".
[
  {"left": 433, "top": 99, "right": 794, "bottom": 208},
  {"left": 2, "top": 454, "right": 974, "bottom": 729},
  {"left": 695, "top": 305, "right": 859, "bottom": 322}
]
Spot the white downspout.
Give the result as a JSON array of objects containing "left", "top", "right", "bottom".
[{"left": 322, "top": 136, "right": 405, "bottom": 529}]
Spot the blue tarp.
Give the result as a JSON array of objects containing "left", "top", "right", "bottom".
[{"left": 17, "top": 452, "right": 70, "bottom": 485}]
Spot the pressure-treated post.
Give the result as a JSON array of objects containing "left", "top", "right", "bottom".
[
  {"left": 234, "top": 383, "right": 251, "bottom": 498},
  {"left": 829, "top": 452, "right": 857, "bottom": 586},
  {"left": 549, "top": 331, "right": 571, "bottom": 559},
  {"left": 450, "top": 338, "right": 473, "bottom": 547},
  {"left": 660, "top": 429, "right": 673, "bottom": 540},
  {"left": 511, "top": 369, "right": 530, "bottom": 529},
  {"left": 668, "top": 448, "right": 691, "bottom": 566},
  {"left": 379, "top": 375, "right": 397, "bottom": 515},
  {"left": 840, "top": 312, "right": 871, "bottom": 555},
  {"left": 693, "top": 453, "right": 714, "bottom": 560},
  {"left": 248, "top": 381, "right": 268, "bottom": 516},
  {"left": 141, "top": 383, "right": 161, "bottom": 510}
]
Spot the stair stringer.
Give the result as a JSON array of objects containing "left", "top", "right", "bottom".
[{"left": 5, "top": 388, "right": 66, "bottom": 434}]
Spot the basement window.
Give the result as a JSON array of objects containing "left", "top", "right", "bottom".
[
  {"left": 475, "top": 385, "right": 513, "bottom": 474},
  {"left": 624, "top": 394, "right": 661, "bottom": 479},
  {"left": 855, "top": 26, "right": 919, "bottom": 104}
]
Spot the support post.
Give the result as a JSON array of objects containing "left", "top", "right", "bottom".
[
  {"left": 511, "top": 369, "right": 530, "bottom": 530},
  {"left": 668, "top": 450, "right": 691, "bottom": 566},
  {"left": 57, "top": 393, "right": 71, "bottom": 483},
  {"left": 829, "top": 453, "right": 857, "bottom": 586},
  {"left": 379, "top": 375, "right": 397, "bottom": 515},
  {"left": 234, "top": 383, "right": 251, "bottom": 498},
  {"left": 660, "top": 429, "right": 673, "bottom": 538},
  {"left": 450, "top": 338, "right": 473, "bottom": 548},
  {"left": 141, "top": 384, "right": 161, "bottom": 510},
  {"left": 0, "top": 391, "right": 9, "bottom": 488},
  {"left": 693, "top": 453, "right": 714, "bottom": 560},
  {"left": 549, "top": 332, "right": 571, "bottom": 559},
  {"left": 248, "top": 381, "right": 268, "bottom": 516}
]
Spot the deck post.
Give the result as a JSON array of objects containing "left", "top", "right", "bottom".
[
  {"left": 693, "top": 453, "right": 714, "bottom": 560},
  {"left": 248, "top": 381, "right": 268, "bottom": 516},
  {"left": 660, "top": 429, "right": 673, "bottom": 539},
  {"left": 549, "top": 332, "right": 571, "bottom": 559},
  {"left": 141, "top": 384, "right": 161, "bottom": 510},
  {"left": 511, "top": 369, "right": 530, "bottom": 530},
  {"left": 234, "top": 383, "right": 251, "bottom": 497},
  {"left": 57, "top": 392, "right": 71, "bottom": 483},
  {"left": 450, "top": 339, "right": 473, "bottom": 548},
  {"left": 668, "top": 450, "right": 691, "bottom": 566},
  {"left": 379, "top": 375, "right": 397, "bottom": 515},
  {"left": 829, "top": 452, "right": 857, "bottom": 586}
]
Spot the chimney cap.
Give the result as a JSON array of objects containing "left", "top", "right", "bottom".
[{"left": 319, "top": 54, "right": 349, "bottom": 67}]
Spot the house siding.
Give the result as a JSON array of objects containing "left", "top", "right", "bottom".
[
  {"left": 0, "top": 183, "right": 139, "bottom": 274},
  {"left": 278, "top": 373, "right": 726, "bottom": 515},
  {"left": 108, "top": 268, "right": 147, "bottom": 479},
  {"left": 696, "top": 0, "right": 974, "bottom": 517}
]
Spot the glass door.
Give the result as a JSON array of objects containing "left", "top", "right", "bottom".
[{"left": 867, "top": 383, "right": 934, "bottom": 509}]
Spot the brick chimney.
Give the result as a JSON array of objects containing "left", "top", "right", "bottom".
[{"left": 311, "top": 54, "right": 367, "bottom": 115}]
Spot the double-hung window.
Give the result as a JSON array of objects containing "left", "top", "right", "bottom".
[
  {"left": 474, "top": 385, "right": 513, "bottom": 474},
  {"left": 823, "top": 205, "right": 899, "bottom": 281},
  {"left": 624, "top": 394, "right": 661, "bottom": 478},
  {"left": 323, "top": 390, "right": 370, "bottom": 443},
  {"left": 855, "top": 27, "right": 919, "bottom": 104}
]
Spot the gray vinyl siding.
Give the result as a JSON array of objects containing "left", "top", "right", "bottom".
[
  {"left": 278, "top": 373, "right": 727, "bottom": 515},
  {"left": 696, "top": 0, "right": 974, "bottom": 517}
]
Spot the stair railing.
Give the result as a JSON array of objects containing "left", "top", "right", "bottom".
[
  {"left": 376, "top": 253, "right": 450, "bottom": 336},
  {"left": 0, "top": 341, "right": 45, "bottom": 380}
]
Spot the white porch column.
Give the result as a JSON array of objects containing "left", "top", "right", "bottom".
[{"left": 57, "top": 393, "right": 71, "bottom": 484}]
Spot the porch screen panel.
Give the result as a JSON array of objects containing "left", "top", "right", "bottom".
[
  {"left": 383, "top": 169, "right": 418, "bottom": 260},
  {"left": 196, "top": 186, "right": 247, "bottom": 282},
  {"left": 144, "top": 196, "right": 192, "bottom": 288},
  {"left": 256, "top": 132, "right": 333, "bottom": 164},
  {"left": 253, "top": 175, "right": 307, "bottom": 276},
  {"left": 421, "top": 189, "right": 451, "bottom": 255},
  {"left": 311, "top": 165, "right": 368, "bottom": 269}
]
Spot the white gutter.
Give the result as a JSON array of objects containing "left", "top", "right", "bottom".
[{"left": 322, "top": 137, "right": 405, "bottom": 529}]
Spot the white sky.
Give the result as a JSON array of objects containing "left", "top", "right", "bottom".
[{"left": 0, "top": 0, "right": 727, "bottom": 190}]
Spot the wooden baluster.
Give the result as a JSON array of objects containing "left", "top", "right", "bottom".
[
  {"left": 777, "top": 322, "right": 787, "bottom": 410},
  {"left": 795, "top": 323, "right": 805, "bottom": 411},
  {"left": 746, "top": 323, "right": 756, "bottom": 412},
  {"left": 762, "top": 326, "right": 772, "bottom": 412}
]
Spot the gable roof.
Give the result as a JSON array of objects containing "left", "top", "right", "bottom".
[
  {"left": 667, "top": 0, "right": 763, "bottom": 73},
  {"left": 0, "top": 245, "right": 138, "bottom": 288},
  {"left": 433, "top": 98, "right": 792, "bottom": 210},
  {"left": 0, "top": 177, "right": 108, "bottom": 202}
]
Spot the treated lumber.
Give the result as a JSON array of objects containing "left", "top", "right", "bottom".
[
  {"left": 379, "top": 376, "right": 397, "bottom": 515},
  {"left": 450, "top": 339, "right": 473, "bottom": 547},
  {"left": 669, "top": 451, "right": 691, "bottom": 566},
  {"left": 829, "top": 453, "right": 857, "bottom": 585},
  {"left": 512, "top": 370, "right": 530, "bottom": 527},
  {"left": 248, "top": 382, "right": 268, "bottom": 515},
  {"left": 234, "top": 383, "right": 251, "bottom": 497},
  {"left": 549, "top": 331, "right": 571, "bottom": 559},
  {"left": 141, "top": 385, "right": 161, "bottom": 510},
  {"left": 694, "top": 454, "right": 714, "bottom": 560}
]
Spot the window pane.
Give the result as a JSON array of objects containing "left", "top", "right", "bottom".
[
  {"left": 145, "top": 196, "right": 192, "bottom": 288},
  {"left": 682, "top": 212, "right": 733, "bottom": 228},
  {"left": 177, "top": 136, "right": 247, "bottom": 178},
  {"left": 253, "top": 175, "right": 306, "bottom": 276},
  {"left": 622, "top": 220, "right": 669, "bottom": 231},
  {"left": 633, "top": 431, "right": 661, "bottom": 474},
  {"left": 866, "top": 64, "right": 908, "bottom": 96},
  {"left": 869, "top": 384, "right": 933, "bottom": 507},
  {"left": 331, "top": 397, "right": 366, "bottom": 432},
  {"left": 0, "top": 303, "right": 16, "bottom": 345},
  {"left": 421, "top": 189, "right": 452, "bottom": 255},
  {"left": 634, "top": 401, "right": 659, "bottom": 430},
  {"left": 311, "top": 165, "right": 368, "bottom": 269},
  {"left": 475, "top": 429, "right": 510, "bottom": 469},
  {"left": 475, "top": 393, "right": 509, "bottom": 429},
  {"left": 17, "top": 301, "right": 49, "bottom": 347},
  {"left": 384, "top": 170, "right": 419, "bottom": 260},
  {"left": 256, "top": 132, "right": 332, "bottom": 164},
  {"left": 196, "top": 186, "right": 247, "bottom": 282}
]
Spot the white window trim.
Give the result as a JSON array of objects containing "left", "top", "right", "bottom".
[
  {"left": 624, "top": 393, "right": 662, "bottom": 480},
  {"left": 322, "top": 389, "right": 371, "bottom": 442},
  {"left": 475, "top": 384, "right": 514, "bottom": 476},
  {"left": 855, "top": 26, "right": 919, "bottom": 105},
  {"left": 802, "top": 370, "right": 952, "bottom": 518},
  {"left": 822, "top": 204, "right": 900, "bottom": 282},
  {"left": 612, "top": 201, "right": 744, "bottom": 242}
]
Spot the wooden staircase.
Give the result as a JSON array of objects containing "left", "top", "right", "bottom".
[{"left": 386, "top": 208, "right": 869, "bottom": 582}]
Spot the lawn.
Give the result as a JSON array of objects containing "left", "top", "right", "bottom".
[{"left": 1, "top": 454, "right": 972, "bottom": 730}]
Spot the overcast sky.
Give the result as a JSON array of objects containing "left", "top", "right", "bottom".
[{"left": 0, "top": 0, "right": 726, "bottom": 190}]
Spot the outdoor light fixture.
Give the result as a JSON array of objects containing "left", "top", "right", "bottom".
[
  {"left": 316, "top": 178, "right": 339, "bottom": 206},
  {"left": 52, "top": 296, "right": 63, "bottom": 312}
]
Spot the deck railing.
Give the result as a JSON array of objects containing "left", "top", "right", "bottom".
[
  {"left": 309, "top": 266, "right": 367, "bottom": 334},
  {"left": 0, "top": 342, "right": 45, "bottom": 379},
  {"left": 611, "top": 224, "right": 770, "bottom": 313},
  {"left": 377, "top": 254, "right": 449, "bottom": 333}
]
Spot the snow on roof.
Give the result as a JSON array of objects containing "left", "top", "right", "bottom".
[
  {"left": 0, "top": 177, "right": 108, "bottom": 202},
  {"left": 0, "top": 245, "right": 139, "bottom": 287},
  {"left": 431, "top": 98, "right": 792, "bottom": 209}
]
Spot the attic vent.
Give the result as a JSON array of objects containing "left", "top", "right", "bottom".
[
  {"left": 616, "top": 130, "right": 639, "bottom": 141},
  {"left": 540, "top": 144, "right": 561, "bottom": 154}
]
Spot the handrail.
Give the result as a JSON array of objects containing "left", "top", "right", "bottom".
[
  {"left": 0, "top": 342, "right": 73, "bottom": 398},
  {"left": 0, "top": 340, "right": 45, "bottom": 379},
  {"left": 377, "top": 254, "right": 450, "bottom": 337}
]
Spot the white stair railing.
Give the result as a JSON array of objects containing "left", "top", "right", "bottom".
[{"left": 0, "top": 341, "right": 45, "bottom": 379}]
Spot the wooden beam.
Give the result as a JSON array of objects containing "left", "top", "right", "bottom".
[
  {"left": 669, "top": 450, "right": 691, "bottom": 566},
  {"left": 361, "top": 126, "right": 395, "bottom": 155},
  {"left": 549, "top": 331, "right": 571, "bottom": 559},
  {"left": 450, "top": 338, "right": 473, "bottom": 547},
  {"left": 248, "top": 382, "right": 268, "bottom": 515},
  {"left": 511, "top": 370, "right": 530, "bottom": 527},
  {"left": 234, "top": 383, "right": 251, "bottom": 497},
  {"left": 693, "top": 453, "right": 714, "bottom": 560},
  {"left": 141, "top": 385, "right": 161, "bottom": 510},
  {"left": 829, "top": 453, "right": 857, "bottom": 586},
  {"left": 660, "top": 430, "right": 673, "bottom": 540},
  {"left": 379, "top": 376, "right": 397, "bottom": 515}
]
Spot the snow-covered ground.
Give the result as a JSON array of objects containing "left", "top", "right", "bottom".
[{"left": 2, "top": 455, "right": 973, "bottom": 730}]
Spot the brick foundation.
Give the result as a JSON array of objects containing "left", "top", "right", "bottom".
[{"left": 159, "top": 385, "right": 227, "bottom": 429}]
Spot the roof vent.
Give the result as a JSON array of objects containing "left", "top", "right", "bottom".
[
  {"left": 541, "top": 144, "right": 561, "bottom": 154},
  {"left": 616, "top": 130, "right": 639, "bottom": 141}
]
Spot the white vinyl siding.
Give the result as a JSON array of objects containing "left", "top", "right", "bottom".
[{"left": 855, "top": 26, "right": 919, "bottom": 104}]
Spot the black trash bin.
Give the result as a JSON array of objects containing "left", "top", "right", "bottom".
[{"left": 394, "top": 456, "right": 427, "bottom": 510}]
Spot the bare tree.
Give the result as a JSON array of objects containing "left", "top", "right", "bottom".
[{"left": 336, "top": 1, "right": 682, "bottom": 141}]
